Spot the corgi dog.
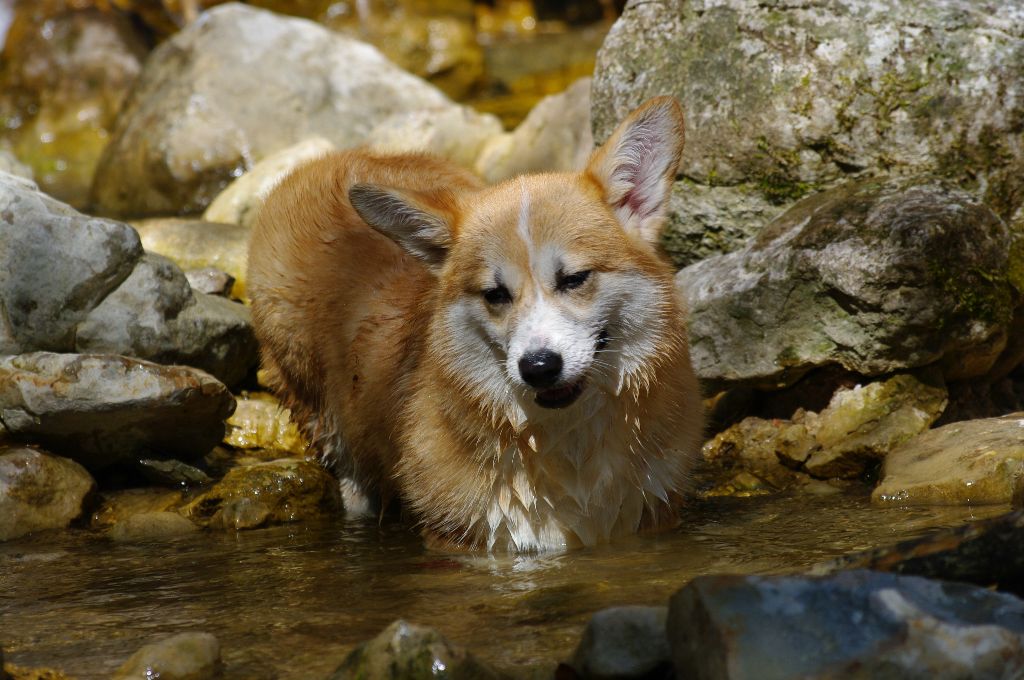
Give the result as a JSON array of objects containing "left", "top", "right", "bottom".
[{"left": 248, "top": 97, "right": 703, "bottom": 552}]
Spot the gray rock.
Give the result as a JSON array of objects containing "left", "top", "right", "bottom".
[
  {"left": 593, "top": 0, "right": 1024, "bottom": 266},
  {"left": 569, "top": 606, "right": 671, "bottom": 680},
  {"left": 678, "top": 179, "right": 1015, "bottom": 390},
  {"left": 0, "top": 171, "right": 142, "bottom": 354},
  {"left": 668, "top": 570, "right": 1024, "bottom": 680},
  {"left": 137, "top": 458, "right": 211, "bottom": 488},
  {"left": 184, "top": 268, "right": 235, "bottom": 297},
  {"left": 112, "top": 632, "right": 222, "bottom": 680},
  {"left": 0, "top": 353, "right": 235, "bottom": 470},
  {"left": 108, "top": 511, "right": 198, "bottom": 542},
  {"left": 75, "top": 253, "right": 257, "bottom": 387},
  {"left": 0, "top": 446, "right": 95, "bottom": 541},
  {"left": 90, "top": 3, "right": 457, "bottom": 218},
  {"left": 874, "top": 413, "right": 1024, "bottom": 506},
  {"left": 331, "top": 620, "right": 507, "bottom": 680}
]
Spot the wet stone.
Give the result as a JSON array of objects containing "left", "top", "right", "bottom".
[
  {"left": 873, "top": 413, "right": 1024, "bottom": 506},
  {"left": 136, "top": 458, "right": 211, "bottom": 489},
  {"left": 0, "top": 353, "right": 235, "bottom": 471},
  {"left": 112, "top": 632, "right": 222, "bottom": 680},
  {"left": 108, "top": 511, "right": 198, "bottom": 542},
  {"left": 223, "top": 393, "right": 308, "bottom": 456},
  {"left": 330, "top": 619, "right": 508, "bottom": 680},
  {"left": 184, "top": 458, "right": 340, "bottom": 530},
  {"left": 0, "top": 445, "right": 95, "bottom": 542},
  {"left": 90, "top": 487, "right": 184, "bottom": 530},
  {"left": 568, "top": 606, "right": 672, "bottom": 680},
  {"left": 668, "top": 570, "right": 1024, "bottom": 680}
]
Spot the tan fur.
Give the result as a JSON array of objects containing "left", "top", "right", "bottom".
[{"left": 249, "top": 98, "right": 704, "bottom": 551}]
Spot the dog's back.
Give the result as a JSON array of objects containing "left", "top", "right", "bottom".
[{"left": 248, "top": 151, "right": 485, "bottom": 505}]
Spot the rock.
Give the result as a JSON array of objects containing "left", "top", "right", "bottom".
[
  {"left": 703, "top": 372, "right": 947, "bottom": 483},
  {"left": 0, "top": 151, "right": 30, "bottom": 180},
  {"left": 0, "top": 0, "right": 148, "bottom": 207},
  {"left": 184, "top": 268, "right": 235, "bottom": 297},
  {"left": 132, "top": 218, "right": 249, "bottom": 300},
  {"left": 568, "top": 606, "right": 672, "bottom": 680},
  {"left": 331, "top": 620, "right": 507, "bottom": 680},
  {"left": 3, "top": 664, "right": 73, "bottom": 680},
  {"left": 108, "top": 511, "right": 198, "bottom": 542},
  {"left": 223, "top": 393, "right": 308, "bottom": 456},
  {"left": 0, "top": 353, "right": 235, "bottom": 470},
  {"left": 0, "top": 446, "right": 95, "bottom": 541},
  {"left": 90, "top": 3, "right": 457, "bottom": 218},
  {"left": 668, "top": 570, "right": 1024, "bottom": 680},
  {"left": 184, "top": 458, "right": 339, "bottom": 530},
  {"left": 201, "top": 137, "right": 335, "bottom": 230},
  {"left": 679, "top": 179, "right": 1015, "bottom": 390},
  {"left": 136, "top": 459, "right": 211, "bottom": 488},
  {"left": 91, "top": 487, "right": 184, "bottom": 529},
  {"left": 112, "top": 632, "right": 222, "bottom": 680},
  {"left": 0, "top": 171, "right": 142, "bottom": 354},
  {"left": 475, "top": 77, "right": 593, "bottom": 183},
  {"left": 593, "top": 0, "right": 1024, "bottom": 266},
  {"left": 818, "top": 509, "right": 1024, "bottom": 597},
  {"left": 75, "top": 253, "right": 257, "bottom": 387},
  {"left": 367, "top": 106, "right": 503, "bottom": 171},
  {"left": 873, "top": 413, "right": 1024, "bottom": 506}
]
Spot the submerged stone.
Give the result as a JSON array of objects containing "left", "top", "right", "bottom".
[
  {"left": 568, "top": 606, "right": 672, "bottom": 680},
  {"left": 0, "top": 353, "right": 234, "bottom": 470},
  {"left": 873, "top": 413, "right": 1024, "bottom": 506},
  {"left": 184, "top": 458, "right": 339, "bottom": 530},
  {"left": 679, "top": 179, "right": 1014, "bottom": 390},
  {"left": 668, "top": 570, "right": 1024, "bottom": 680},
  {"left": 331, "top": 619, "right": 508, "bottom": 680},
  {"left": 91, "top": 488, "right": 185, "bottom": 530},
  {"left": 108, "top": 511, "right": 198, "bottom": 542},
  {"left": 0, "top": 446, "right": 95, "bottom": 541},
  {"left": 112, "top": 632, "right": 222, "bottom": 680}
]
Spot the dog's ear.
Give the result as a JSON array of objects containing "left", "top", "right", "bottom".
[
  {"left": 586, "top": 96, "right": 685, "bottom": 246},
  {"left": 349, "top": 184, "right": 454, "bottom": 272}
]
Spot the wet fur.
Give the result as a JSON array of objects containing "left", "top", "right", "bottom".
[{"left": 248, "top": 98, "right": 703, "bottom": 551}]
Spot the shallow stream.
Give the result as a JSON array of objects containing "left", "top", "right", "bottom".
[{"left": 1, "top": 492, "right": 1009, "bottom": 678}]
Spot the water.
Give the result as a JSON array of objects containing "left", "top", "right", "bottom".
[{"left": 1, "top": 492, "right": 1009, "bottom": 678}]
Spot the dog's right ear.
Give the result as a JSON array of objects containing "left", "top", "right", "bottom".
[{"left": 349, "top": 184, "right": 453, "bottom": 272}]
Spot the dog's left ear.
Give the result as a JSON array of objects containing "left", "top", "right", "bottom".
[{"left": 586, "top": 96, "right": 685, "bottom": 246}]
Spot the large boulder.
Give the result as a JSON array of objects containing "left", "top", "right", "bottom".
[
  {"left": 0, "top": 445, "right": 95, "bottom": 541},
  {"left": 678, "top": 179, "right": 1016, "bottom": 390},
  {"left": 0, "top": 353, "right": 235, "bottom": 470},
  {"left": 668, "top": 570, "right": 1024, "bottom": 680},
  {"left": 593, "top": 0, "right": 1024, "bottom": 267},
  {"left": 90, "top": 2, "right": 461, "bottom": 218}
]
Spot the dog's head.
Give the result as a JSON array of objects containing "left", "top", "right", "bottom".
[{"left": 350, "top": 97, "right": 686, "bottom": 421}]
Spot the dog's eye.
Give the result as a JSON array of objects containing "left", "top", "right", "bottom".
[
  {"left": 483, "top": 285, "right": 512, "bottom": 305},
  {"left": 556, "top": 269, "right": 591, "bottom": 292}
]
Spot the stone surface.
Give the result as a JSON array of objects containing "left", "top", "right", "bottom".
[
  {"left": 0, "top": 151, "right": 30, "bottom": 180},
  {"left": 0, "top": 1, "right": 148, "bottom": 207},
  {"left": 75, "top": 253, "right": 257, "bottom": 387},
  {"left": 679, "top": 179, "right": 1015, "bottom": 390},
  {"left": 184, "top": 458, "right": 339, "bottom": 530},
  {"left": 112, "top": 632, "right": 222, "bottom": 680},
  {"left": 668, "top": 569, "right": 1024, "bottom": 680},
  {"left": 0, "top": 353, "right": 235, "bottom": 470},
  {"left": 475, "top": 77, "right": 593, "bottom": 183},
  {"left": 132, "top": 218, "right": 249, "bottom": 300},
  {"left": 568, "top": 606, "right": 671, "bottom": 680},
  {"left": 0, "top": 446, "right": 95, "bottom": 541},
  {"left": 593, "top": 0, "right": 1024, "bottom": 266},
  {"left": 873, "top": 413, "right": 1024, "bottom": 506},
  {"left": 331, "top": 620, "right": 507, "bottom": 680},
  {"left": 0, "top": 171, "right": 142, "bottom": 355},
  {"left": 367, "top": 106, "right": 503, "bottom": 171},
  {"left": 136, "top": 458, "right": 211, "bottom": 488},
  {"left": 703, "top": 372, "right": 947, "bottom": 483},
  {"left": 202, "top": 136, "right": 334, "bottom": 230},
  {"left": 818, "top": 509, "right": 1024, "bottom": 597},
  {"left": 108, "top": 511, "right": 198, "bottom": 542},
  {"left": 223, "top": 393, "right": 308, "bottom": 455},
  {"left": 184, "top": 268, "right": 235, "bottom": 297},
  {"left": 91, "top": 487, "right": 184, "bottom": 530},
  {"left": 90, "top": 3, "right": 458, "bottom": 218}
]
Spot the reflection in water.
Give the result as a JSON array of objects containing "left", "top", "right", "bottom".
[{"left": 1, "top": 491, "right": 1009, "bottom": 679}]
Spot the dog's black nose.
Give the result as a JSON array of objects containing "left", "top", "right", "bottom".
[{"left": 519, "top": 350, "right": 563, "bottom": 388}]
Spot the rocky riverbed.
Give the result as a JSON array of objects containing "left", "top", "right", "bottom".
[{"left": 3, "top": 0, "right": 1024, "bottom": 678}]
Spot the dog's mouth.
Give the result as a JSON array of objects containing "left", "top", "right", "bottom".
[{"left": 534, "top": 379, "right": 586, "bottom": 409}]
